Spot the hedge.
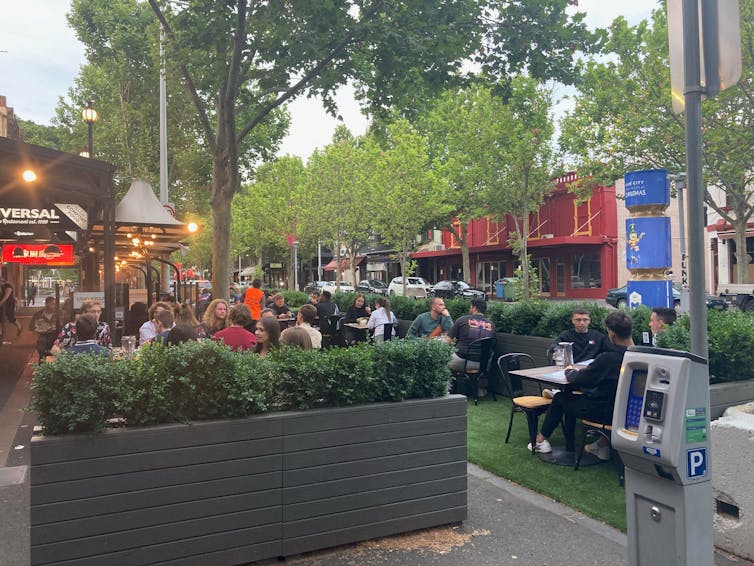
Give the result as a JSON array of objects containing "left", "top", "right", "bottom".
[{"left": 31, "top": 338, "right": 453, "bottom": 436}]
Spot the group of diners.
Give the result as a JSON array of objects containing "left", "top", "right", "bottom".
[{"left": 526, "top": 305, "right": 677, "bottom": 461}]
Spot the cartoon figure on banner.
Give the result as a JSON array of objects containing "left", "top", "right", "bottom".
[{"left": 627, "top": 222, "right": 646, "bottom": 266}]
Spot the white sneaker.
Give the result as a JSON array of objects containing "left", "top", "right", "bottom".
[
  {"left": 542, "top": 389, "right": 560, "bottom": 399},
  {"left": 527, "top": 439, "right": 552, "bottom": 454},
  {"left": 584, "top": 440, "right": 610, "bottom": 461}
]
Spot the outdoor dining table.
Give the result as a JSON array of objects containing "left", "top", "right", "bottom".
[
  {"left": 342, "top": 321, "right": 370, "bottom": 343},
  {"left": 509, "top": 363, "right": 602, "bottom": 467}
]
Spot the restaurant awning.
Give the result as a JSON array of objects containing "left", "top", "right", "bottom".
[{"left": 323, "top": 256, "right": 365, "bottom": 271}]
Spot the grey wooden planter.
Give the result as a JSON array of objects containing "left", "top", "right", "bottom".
[{"left": 30, "top": 395, "right": 467, "bottom": 566}]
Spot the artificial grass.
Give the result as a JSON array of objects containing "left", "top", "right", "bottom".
[{"left": 467, "top": 397, "right": 627, "bottom": 532}]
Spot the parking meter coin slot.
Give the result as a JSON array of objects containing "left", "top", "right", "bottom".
[{"left": 643, "top": 390, "right": 665, "bottom": 421}]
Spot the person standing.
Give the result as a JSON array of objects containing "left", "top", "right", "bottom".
[
  {"left": 243, "top": 279, "right": 266, "bottom": 327},
  {"left": 0, "top": 277, "right": 22, "bottom": 338},
  {"left": 29, "top": 297, "right": 59, "bottom": 362},
  {"left": 27, "top": 282, "right": 38, "bottom": 307}
]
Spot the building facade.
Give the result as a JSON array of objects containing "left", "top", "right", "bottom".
[{"left": 412, "top": 173, "right": 620, "bottom": 300}]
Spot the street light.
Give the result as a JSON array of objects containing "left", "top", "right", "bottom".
[{"left": 81, "top": 101, "right": 98, "bottom": 158}]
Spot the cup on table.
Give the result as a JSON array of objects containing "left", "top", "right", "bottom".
[{"left": 122, "top": 335, "right": 136, "bottom": 358}]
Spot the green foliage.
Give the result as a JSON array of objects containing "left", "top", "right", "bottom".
[
  {"left": 32, "top": 338, "right": 452, "bottom": 435},
  {"left": 31, "top": 352, "right": 119, "bottom": 435},
  {"left": 281, "top": 291, "right": 308, "bottom": 307},
  {"left": 659, "top": 311, "right": 754, "bottom": 382},
  {"left": 388, "top": 296, "right": 470, "bottom": 321}
]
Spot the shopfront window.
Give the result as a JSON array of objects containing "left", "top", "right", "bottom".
[
  {"left": 571, "top": 253, "right": 602, "bottom": 289},
  {"left": 532, "top": 258, "right": 551, "bottom": 294}
]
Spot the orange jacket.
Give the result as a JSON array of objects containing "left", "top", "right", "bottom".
[{"left": 244, "top": 287, "right": 265, "bottom": 320}]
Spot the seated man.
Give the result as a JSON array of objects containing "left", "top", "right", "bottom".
[
  {"left": 529, "top": 310, "right": 634, "bottom": 458},
  {"left": 315, "top": 291, "right": 340, "bottom": 335},
  {"left": 407, "top": 297, "right": 453, "bottom": 339},
  {"left": 547, "top": 307, "right": 611, "bottom": 364},
  {"left": 448, "top": 298, "right": 496, "bottom": 372},
  {"left": 296, "top": 304, "right": 322, "bottom": 349},
  {"left": 268, "top": 293, "right": 292, "bottom": 318},
  {"left": 152, "top": 309, "right": 176, "bottom": 345},
  {"left": 649, "top": 306, "right": 676, "bottom": 345},
  {"left": 67, "top": 314, "right": 111, "bottom": 356}
]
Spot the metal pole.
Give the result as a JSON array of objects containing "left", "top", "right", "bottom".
[
  {"left": 87, "top": 123, "right": 93, "bottom": 158},
  {"left": 159, "top": 30, "right": 168, "bottom": 205},
  {"left": 317, "top": 240, "right": 322, "bottom": 280},
  {"left": 682, "top": 0, "right": 708, "bottom": 359},
  {"left": 294, "top": 241, "right": 299, "bottom": 291}
]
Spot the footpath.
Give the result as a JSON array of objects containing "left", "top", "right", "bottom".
[{"left": 0, "top": 311, "right": 748, "bottom": 565}]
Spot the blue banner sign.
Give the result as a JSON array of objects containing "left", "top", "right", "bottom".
[
  {"left": 626, "top": 217, "right": 671, "bottom": 269},
  {"left": 628, "top": 280, "right": 674, "bottom": 309},
  {"left": 624, "top": 169, "right": 670, "bottom": 209}
]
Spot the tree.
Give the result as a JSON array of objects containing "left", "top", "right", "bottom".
[
  {"left": 421, "top": 80, "right": 554, "bottom": 292},
  {"left": 559, "top": 5, "right": 754, "bottom": 283},
  {"left": 232, "top": 156, "right": 307, "bottom": 289},
  {"left": 492, "top": 77, "right": 555, "bottom": 299},
  {"left": 304, "top": 129, "right": 376, "bottom": 288},
  {"left": 146, "top": 0, "right": 482, "bottom": 299},
  {"left": 370, "top": 119, "right": 450, "bottom": 291}
]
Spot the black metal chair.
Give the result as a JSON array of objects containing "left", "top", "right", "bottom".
[
  {"left": 452, "top": 337, "right": 494, "bottom": 405},
  {"left": 382, "top": 322, "right": 393, "bottom": 342},
  {"left": 497, "top": 353, "right": 553, "bottom": 455},
  {"left": 575, "top": 418, "right": 624, "bottom": 485}
]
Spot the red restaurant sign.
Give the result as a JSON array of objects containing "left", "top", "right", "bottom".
[{"left": 2, "top": 244, "right": 75, "bottom": 265}]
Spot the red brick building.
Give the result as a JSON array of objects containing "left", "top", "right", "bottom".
[{"left": 412, "top": 173, "right": 620, "bottom": 300}]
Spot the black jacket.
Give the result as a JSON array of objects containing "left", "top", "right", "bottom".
[
  {"left": 548, "top": 328, "right": 611, "bottom": 363},
  {"left": 564, "top": 345, "right": 628, "bottom": 403}
]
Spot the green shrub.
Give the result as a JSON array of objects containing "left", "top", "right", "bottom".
[
  {"left": 32, "top": 337, "right": 453, "bottom": 435},
  {"left": 31, "top": 352, "right": 118, "bottom": 435},
  {"left": 658, "top": 310, "right": 754, "bottom": 382},
  {"left": 281, "top": 290, "right": 308, "bottom": 307}
]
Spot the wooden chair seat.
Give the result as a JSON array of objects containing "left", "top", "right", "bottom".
[{"left": 513, "top": 396, "right": 553, "bottom": 410}]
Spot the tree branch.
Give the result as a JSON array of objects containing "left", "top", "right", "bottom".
[
  {"left": 148, "top": 0, "right": 217, "bottom": 153},
  {"left": 236, "top": 0, "right": 386, "bottom": 145}
]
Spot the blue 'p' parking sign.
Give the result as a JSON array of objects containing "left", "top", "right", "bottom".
[{"left": 687, "top": 448, "right": 707, "bottom": 478}]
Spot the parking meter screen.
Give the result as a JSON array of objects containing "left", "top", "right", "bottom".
[{"left": 626, "top": 369, "right": 648, "bottom": 431}]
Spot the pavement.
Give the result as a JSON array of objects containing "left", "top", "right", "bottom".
[{"left": 0, "top": 310, "right": 750, "bottom": 566}]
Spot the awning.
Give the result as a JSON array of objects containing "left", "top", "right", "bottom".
[{"left": 323, "top": 256, "right": 364, "bottom": 271}]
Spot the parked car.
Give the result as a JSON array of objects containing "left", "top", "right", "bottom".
[
  {"left": 356, "top": 279, "right": 389, "bottom": 296},
  {"left": 388, "top": 276, "right": 433, "bottom": 298},
  {"left": 322, "top": 281, "right": 355, "bottom": 294},
  {"left": 433, "top": 280, "right": 486, "bottom": 300},
  {"left": 304, "top": 281, "right": 328, "bottom": 295},
  {"left": 606, "top": 285, "right": 728, "bottom": 310}
]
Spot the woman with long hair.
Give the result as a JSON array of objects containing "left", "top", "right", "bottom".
[
  {"left": 367, "top": 297, "right": 397, "bottom": 343},
  {"left": 254, "top": 316, "right": 281, "bottom": 358},
  {"left": 174, "top": 303, "right": 200, "bottom": 328},
  {"left": 343, "top": 293, "right": 372, "bottom": 345},
  {"left": 197, "top": 299, "right": 229, "bottom": 339}
]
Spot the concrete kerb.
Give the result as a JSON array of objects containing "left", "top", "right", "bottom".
[{"left": 0, "top": 465, "right": 29, "bottom": 566}]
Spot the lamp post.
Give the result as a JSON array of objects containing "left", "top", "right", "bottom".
[{"left": 82, "top": 101, "right": 98, "bottom": 158}]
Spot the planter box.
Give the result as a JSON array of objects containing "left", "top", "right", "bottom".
[
  {"left": 710, "top": 380, "right": 754, "bottom": 420},
  {"left": 30, "top": 395, "right": 467, "bottom": 566}
]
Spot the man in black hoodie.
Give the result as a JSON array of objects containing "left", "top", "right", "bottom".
[
  {"left": 547, "top": 307, "right": 611, "bottom": 364},
  {"left": 529, "top": 310, "right": 634, "bottom": 455}
]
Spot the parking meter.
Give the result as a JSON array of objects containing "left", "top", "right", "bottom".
[{"left": 612, "top": 346, "right": 712, "bottom": 566}]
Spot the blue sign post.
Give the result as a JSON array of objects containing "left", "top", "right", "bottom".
[{"left": 624, "top": 169, "right": 673, "bottom": 309}]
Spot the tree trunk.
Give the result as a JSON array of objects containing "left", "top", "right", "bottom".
[
  {"left": 210, "top": 152, "right": 234, "bottom": 301},
  {"left": 460, "top": 223, "right": 471, "bottom": 284},
  {"left": 521, "top": 189, "right": 530, "bottom": 300},
  {"left": 735, "top": 224, "right": 750, "bottom": 284}
]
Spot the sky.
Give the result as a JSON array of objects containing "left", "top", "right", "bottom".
[{"left": 0, "top": 0, "right": 661, "bottom": 161}]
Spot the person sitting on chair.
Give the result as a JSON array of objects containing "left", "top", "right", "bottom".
[
  {"left": 649, "top": 307, "right": 676, "bottom": 345},
  {"left": 407, "top": 297, "right": 453, "bottom": 340},
  {"left": 448, "top": 298, "right": 495, "bottom": 372},
  {"left": 67, "top": 315, "right": 111, "bottom": 356},
  {"left": 529, "top": 310, "right": 634, "bottom": 458},
  {"left": 296, "top": 304, "right": 322, "bottom": 349},
  {"left": 546, "top": 307, "right": 611, "bottom": 364}
]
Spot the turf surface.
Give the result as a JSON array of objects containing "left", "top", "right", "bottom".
[{"left": 466, "top": 396, "right": 627, "bottom": 531}]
